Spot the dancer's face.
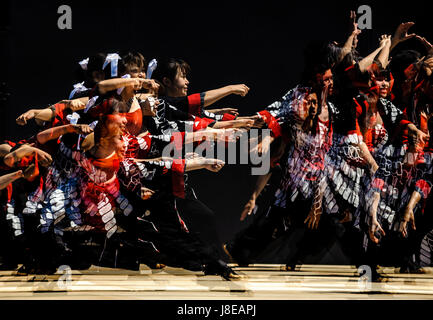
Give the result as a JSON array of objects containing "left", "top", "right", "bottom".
[
  {"left": 165, "top": 67, "right": 189, "bottom": 97},
  {"left": 125, "top": 62, "right": 146, "bottom": 79},
  {"left": 301, "top": 93, "right": 318, "bottom": 120},
  {"left": 110, "top": 114, "right": 127, "bottom": 132},
  {"left": 105, "top": 114, "right": 127, "bottom": 156},
  {"left": 111, "top": 133, "right": 126, "bottom": 156},
  {"left": 375, "top": 77, "right": 390, "bottom": 98},
  {"left": 316, "top": 69, "right": 334, "bottom": 96}
]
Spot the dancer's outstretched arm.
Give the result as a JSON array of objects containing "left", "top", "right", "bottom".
[
  {"left": 206, "top": 108, "right": 239, "bottom": 116},
  {"left": 415, "top": 35, "right": 433, "bottom": 56},
  {"left": 358, "top": 35, "right": 389, "bottom": 72},
  {"left": 185, "top": 157, "right": 225, "bottom": 172},
  {"left": 0, "top": 144, "right": 12, "bottom": 158},
  {"left": 390, "top": 22, "right": 416, "bottom": 51},
  {"left": 3, "top": 144, "right": 52, "bottom": 168},
  {"left": 0, "top": 170, "right": 23, "bottom": 190},
  {"left": 36, "top": 124, "right": 93, "bottom": 145},
  {"left": 376, "top": 35, "right": 392, "bottom": 69},
  {"left": 185, "top": 128, "right": 244, "bottom": 144},
  {"left": 16, "top": 97, "right": 88, "bottom": 126},
  {"left": 97, "top": 77, "right": 159, "bottom": 95},
  {"left": 338, "top": 10, "right": 362, "bottom": 64},
  {"left": 203, "top": 84, "right": 250, "bottom": 108},
  {"left": 16, "top": 108, "right": 55, "bottom": 125},
  {"left": 212, "top": 118, "right": 254, "bottom": 129}
]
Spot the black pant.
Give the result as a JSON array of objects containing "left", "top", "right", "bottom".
[
  {"left": 175, "top": 196, "right": 224, "bottom": 258},
  {"left": 227, "top": 198, "right": 347, "bottom": 265},
  {"left": 397, "top": 207, "right": 433, "bottom": 270}
]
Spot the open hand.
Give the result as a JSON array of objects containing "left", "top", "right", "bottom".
[
  {"left": 379, "top": 34, "right": 392, "bottom": 48},
  {"left": 392, "top": 22, "right": 416, "bottom": 46},
  {"left": 399, "top": 207, "right": 416, "bottom": 238},
  {"left": 415, "top": 35, "right": 433, "bottom": 55},
  {"left": 369, "top": 218, "right": 386, "bottom": 244}
]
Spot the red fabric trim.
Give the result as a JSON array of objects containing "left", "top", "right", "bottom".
[
  {"left": 87, "top": 98, "right": 114, "bottom": 119},
  {"left": 18, "top": 156, "right": 33, "bottom": 168},
  {"left": 90, "top": 152, "right": 120, "bottom": 172},
  {"left": 171, "top": 159, "right": 186, "bottom": 198},
  {"left": 414, "top": 79, "right": 425, "bottom": 92},
  {"left": 258, "top": 110, "right": 282, "bottom": 138},
  {"left": 193, "top": 117, "right": 215, "bottom": 131},
  {"left": 222, "top": 113, "right": 236, "bottom": 121},
  {"left": 25, "top": 152, "right": 39, "bottom": 182},
  {"left": 318, "top": 119, "right": 329, "bottom": 126},
  {"left": 420, "top": 114, "right": 429, "bottom": 134},
  {"left": 50, "top": 103, "right": 69, "bottom": 127},
  {"left": 347, "top": 129, "right": 362, "bottom": 138},
  {"left": 3, "top": 140, "right": 16, "bottom": 148},
  {"left": 372, "top": 178, "right": 385, "bottom": 191},
  {"left": 188, "top": 93, "right": 202, "bottom": 116},
  {"left": 141, "top": 134, "right": 152, "bottom": 157},
  {"left": 389, "top": 72, "right": 394, "bottom": 93},
  {"left": 399, "top": 119, "right": 411, "bottom": 127},
  {"left": 415, "top": 179, "right": 431, "bottom": 199},
  {"left": 121, "top": 108, "right": 143, "bottom": 136},
  {"left": 176, "top": 211, "right": 189, "bottom": 233},
  {"left": 396, "top": 120, "right": 413, "bottom": 146},
  {"left": 369, "top": 85, "right": 380, "bottom": 95},
  {"left": 353, "top": 98, "right": 364, "bottom": 118},
  {"left": 6, "top": 183, "right": 12, "bottom": 203},
  {"left": 170, "top": 132, "right": 185, "bottom": 152},
  {"left": 364, "top": 129, "right": 374, "bottom": 152}
]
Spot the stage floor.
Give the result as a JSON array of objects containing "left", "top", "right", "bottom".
[{"left": 1, "top": 264, "right": 433, "bottom": 299}]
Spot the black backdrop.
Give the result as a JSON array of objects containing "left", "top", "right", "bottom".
[{"left": 0, "top": 0, "right": 431, "bottom": 261}]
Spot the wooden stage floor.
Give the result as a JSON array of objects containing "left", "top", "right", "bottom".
[{"left": 1, "top": 264, "right": 433, "bottom": 300}]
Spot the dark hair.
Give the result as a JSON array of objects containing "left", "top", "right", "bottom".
[
  {"left": 389, "top": 50, "right": 421, "bottom": 81},
  {"left": 118, "top": 51, "right": 147, "bottom": 76},
  {"left": 388, "top": 50, "right": 421, "bottom": 105},
  {"left": 85, "top": 97, "right": 123, "bottom": 121},
  {"left": 370, "top": 62, "right": 391, "bottom": 81},
  {"left": 93, "top": 113, "right": 123, "bottom": 147},
  {"left": 323, "top": 42, "right": 343, "bottom": 69},
  {"left": 301, "top": 41, "right": 335, "bottom": 86},
  {"left": 74, "top": 53, "right": 107, "bottom": 87},
  {"left": 92, "top": 97, "right": 126, "bottom": 146},
  {"left": 152, "top": 58, "right": 191, "bottom": 83}
]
